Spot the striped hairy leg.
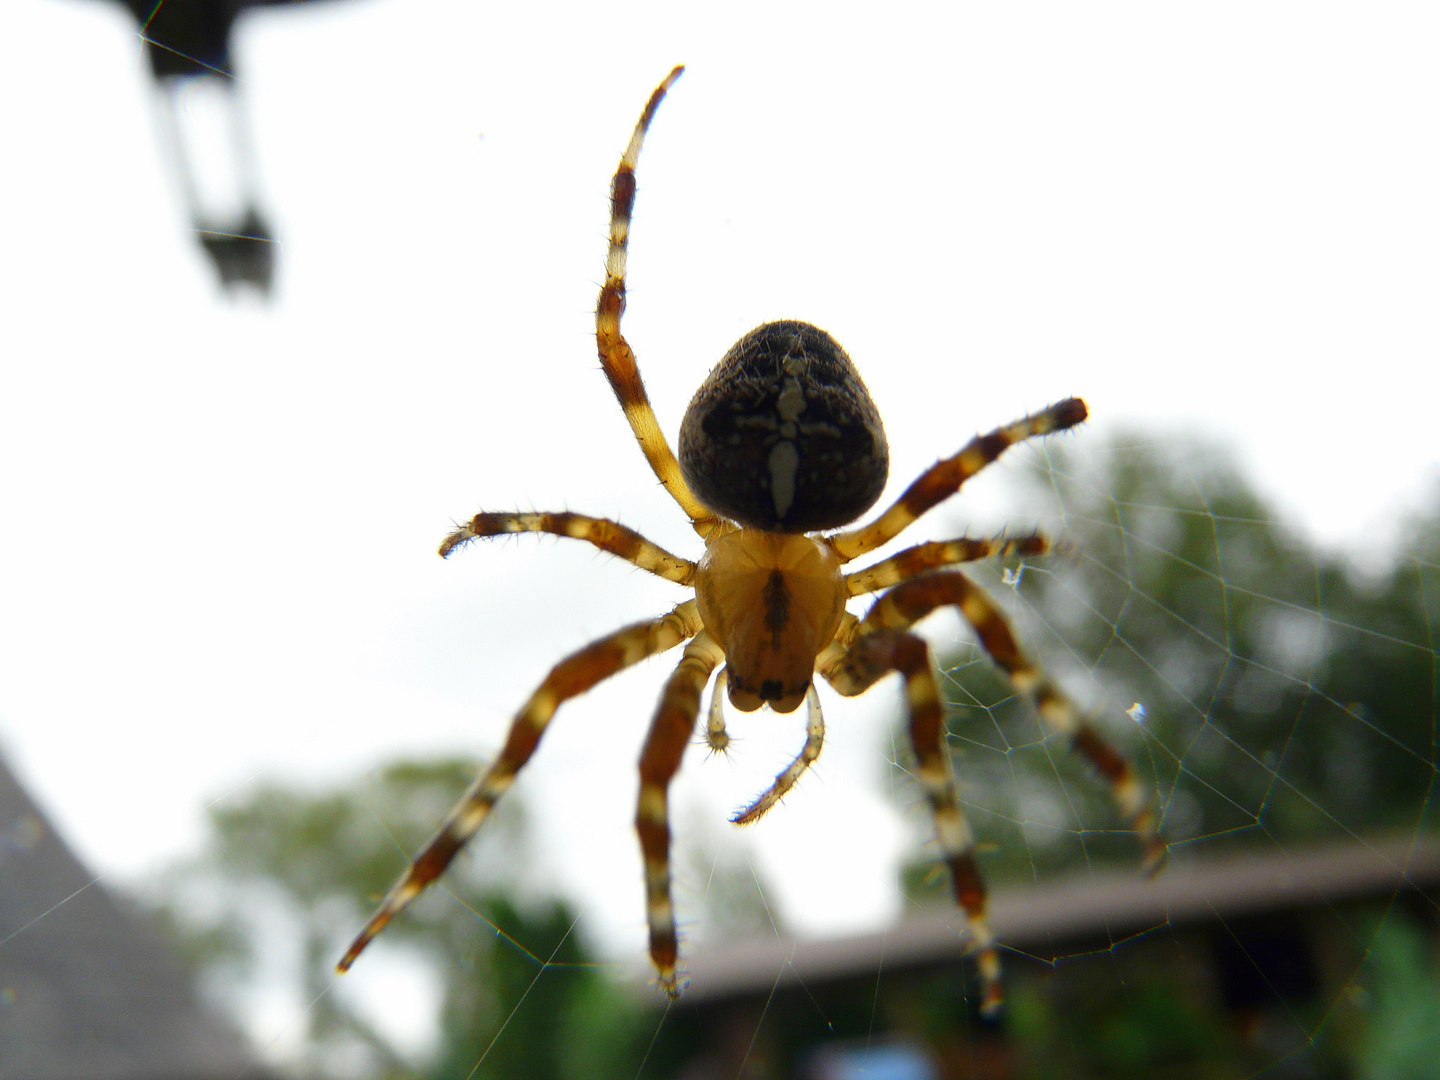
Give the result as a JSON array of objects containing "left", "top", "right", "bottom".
[
  {"left": 594, "top": 65, "right": 718, "bottom": 536},
  {"left": 439, "top": 510, "right": 696, "bottom": 584},
  {"left": 828, "top": 400, "right": 1088, "bottom": 562},
  {"left": 857, "top": 572, "right": 1166, "bottom": 872},
  {"left": 338, "top": 601, "right": 702, "bottom": 972},
  {"left": 822, "top": 624, "right": 1004, "bottom": 1017},
  {"left": 845, "top": 533, "right": 1053, "bottom": 597},
  {"left": 635, "top": 632, "right": 726, "bottom": 996}
]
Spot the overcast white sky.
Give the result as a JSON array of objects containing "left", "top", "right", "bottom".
[{"left": 2, "top": 0, "right": 1438, "bottom": 1025}]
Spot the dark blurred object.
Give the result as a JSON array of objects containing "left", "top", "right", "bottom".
[{"left": 106, "top": 1, "right": 332, "bottom": 295}]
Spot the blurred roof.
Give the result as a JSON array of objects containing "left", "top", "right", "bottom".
[
  {"left": 0, "top": 755, "right": 266, "bottom": 1080},
  {"left": 674, "top": 831, "right": 1440, "bottom": 1005}
]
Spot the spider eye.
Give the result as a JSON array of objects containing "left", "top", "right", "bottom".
[{"left": 678, "top": 320, "right": 889, "bottom": 532}]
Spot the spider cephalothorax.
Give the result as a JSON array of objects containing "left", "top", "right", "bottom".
[
  {"left": 338, "top": 67, "right": 1164, "bottom": 1016},
  {"left": 694, "top": 527, "right": 845, "bottom": 713}
]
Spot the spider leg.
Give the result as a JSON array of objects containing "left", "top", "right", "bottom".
[
  {"left": 815, "top": 611, "right": 861, "bottom": 670},
  {"left": 595, "top": 67, "right": 719, "bottom": 535},
  {"left": 440, "top": 510, "right": 695, "bottom": 584},
  {"left": 730, "top": 684, "right": 824, "bottom": 825},
  {"left": 860, "top": 572, "right": 1166, "bottom": 872},
  {"left": 636, "top": 630, "right": 726, "bottom": 997},
  {"left": 823, "top": 626, "right": 1003, "bottom": 1017},
  {"left": 846, "top": 533, "right": 1053, "bottom": 597},
  {"left": 828, "top": 399, "right": 1087, "bottom": 561},
  {"left": 337, "top": 599, "right": 702, "bottom": 974}
]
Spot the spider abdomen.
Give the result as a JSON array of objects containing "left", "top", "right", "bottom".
[{"left": 678, "top": 321, "right": 889, "bottom": 533}]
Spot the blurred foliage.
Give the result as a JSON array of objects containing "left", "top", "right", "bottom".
[
  {"left": 898, "top": 433, "right": 1439, "bottom": 887},
  {"left": 151, "top": 759, "right": 656, "bottom": 1080},
  {"left": 1353, "top": 906, "right": 1440, "bottom": 1080},
  {"left": 987, "top": 899, "right": 1440, "bottom": 1080}
]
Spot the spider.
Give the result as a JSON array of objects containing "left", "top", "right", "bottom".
[{"left": 337, "top": 66, "right": 1165, "bottom": 1016}]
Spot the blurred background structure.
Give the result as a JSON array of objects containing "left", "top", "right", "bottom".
[
  {"left": 0, "top": 756, "right": 266, "bottom": 1080},
  {"left": 101, "top": 0, "right": 342, "bottom": 293},
  {"left": 665, "top": 834, "right": 1440, "bottom": 1080},
  {"left": 2, "top": 1, "right": 1438, "bottom": 1077}
]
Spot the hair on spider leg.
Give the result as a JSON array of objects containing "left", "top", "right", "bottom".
[
  {"left": 698, "top": 740, "right": 734, "bottom": 762},
  {"left": 337, "top": 65, "right": 1165, "bottom": 1018}
]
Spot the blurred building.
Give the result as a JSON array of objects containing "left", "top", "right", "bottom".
[
  {"left": 0, "top": 754, "right": 268, "bottom": 1080},
  {"left": 659, "top": 833, "right": 1440, "bottom": 1080}
]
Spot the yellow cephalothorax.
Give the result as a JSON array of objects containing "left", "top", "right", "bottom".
[
  {"left": 337, "top": 65, "right": 1166, "bottom": 1017},
  {"left": 694, "top": 529, "right": 846, "bottom": 713}
]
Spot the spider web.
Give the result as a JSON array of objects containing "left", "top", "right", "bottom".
[
  {"left": 244, "top": 434, "right": 1433, "bottom": 1080},
  {"left": 892, "top": 436, "right": 1440, "bottom": 1076},
  {"left": 1, "top": 3, "right": 1438, "bottom": 1080}
]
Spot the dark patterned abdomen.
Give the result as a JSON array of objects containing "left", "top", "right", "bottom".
[{"left": 678, "top": 321, "right": 889, "bottom": 532}]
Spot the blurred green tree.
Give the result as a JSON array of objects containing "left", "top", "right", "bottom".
[
  {"left": 1354, "top": 906, "right": 1440, "bottom": 1080},
  {"left": 901, "top": 433, "right": 1437, "bottom": 886},
  {"left": 151, "top": 758, "right": 653, "bottom": 1080}
]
